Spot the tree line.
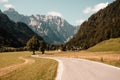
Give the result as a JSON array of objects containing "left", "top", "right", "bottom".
[{"left": 26, "top": 36, "right": 46, "bottom": 55}]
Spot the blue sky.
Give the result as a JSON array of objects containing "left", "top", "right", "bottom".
[{"left": 0, "top": 0, "right": 114, "bottom": 25}]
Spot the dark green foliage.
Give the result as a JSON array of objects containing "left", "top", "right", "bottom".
[
  {"left": 0, "top": 47, "right": 27, "bottom": 52},
  {"left": 26, "top": 36, "right": 40, "bottom": 55},
  {"left": 48, "top": 45, "right": 58, "bottom": 50},
  {"left": 0, "top": 13, "right": 43, "bottom": 48},
  {"left": 67, "top": 0, "right": 120, "bottom": 50},
  {"left": 0, "top": 13, "right": 22, "bottom": 47},
  {"left": 39, "top": 41, "right": 46, "bottom": 54},
  {"left": 61, "top": 45, "right": 67, "bottom": 51},
  {"left": 0, "top": 10, "right": 2, "bottom": 13}
]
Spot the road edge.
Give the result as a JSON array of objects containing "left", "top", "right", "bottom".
[{"left": 31, "top": 55, "right": 63, "bottom": 80}]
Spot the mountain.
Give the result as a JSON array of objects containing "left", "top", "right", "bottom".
[
  {"left": 4, "top": 8, "right": 30, "bottom": 24},
  {"left": 0, "top": 12, "right": 43, "bottom": 48},
  {"left": 4, "top": 8, "right": 78, "bottom": 44},
  {"left": 0, "top": 10, "right": 2, "bottom": 13},
  {"left": 66, "top": 0, "right": 120, "bottom": 50}
]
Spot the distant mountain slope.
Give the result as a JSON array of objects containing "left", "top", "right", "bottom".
[
  {"left": 0, "top": 10, "right": 2, "bottom": 13},
  {"left": 67, "top": 0, "right": 120, "bottom": 49},
  {"left": 0, "top": 12, "right": 43, "bottom": 48},
  {"left": 88, "top": 38, "right": 120, "bottom": 52},
  {"left": 4, "top": 8, "right": 78, "bottom": 44}
]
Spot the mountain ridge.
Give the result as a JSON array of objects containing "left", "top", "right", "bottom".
[
  {"left": 0, "top": 12, "right": 43, "bottom": 48},
  {"left": 4, "top": 8, "right": 78, "bottom": 44}
]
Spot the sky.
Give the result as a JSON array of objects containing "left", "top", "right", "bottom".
[{"left": 0, "top": 0, "right": 114, "bottom": 25}]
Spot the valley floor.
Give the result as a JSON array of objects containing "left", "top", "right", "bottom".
[
  {"left": 40, "top": 51, "right": 120, "bottom": 68},
  {"left": 0, "top": 52, "right": 58, "bottom": 80},
  {"left": 0, "top": 51, "right": 120, "bottom": 80},
  {"left": 33, "top": 51, "right": 120, "bottom": 80},
  {"left": 0, "top": 57, "right": 35, "bottom": 77}
]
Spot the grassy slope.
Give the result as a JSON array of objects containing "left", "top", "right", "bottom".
[
  {"left": 88, "top": 38, "right": 120, "bottom": 52},
  {"left": 0, "top": 52, "right": 30, "bottom": 68},
  {"left": 0, "top": 52, "right": 58, "bottom": 80}
]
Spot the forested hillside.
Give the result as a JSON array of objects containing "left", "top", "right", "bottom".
[
  {"left": 0, "top": 13, "right": 43, "bottom": 48},
  {"left": 66, "top": 0, "right": 120, "bottom": 50}
]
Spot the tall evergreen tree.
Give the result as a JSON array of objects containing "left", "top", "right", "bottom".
[
  {"left": 26, "top": 36, "right": 39, "bottom": 55},
  {"left": 39, "top": 41, "right": 46, "bottom": 54}
]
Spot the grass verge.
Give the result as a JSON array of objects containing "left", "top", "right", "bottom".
[
  {"left": 44, "top": 51, "right": 120, "bottom": 68},
  {"left": 86, "top": 58, "right": 120, "bottom": 68},
  {"left": 0, "top": 52, "right": 58, "bottom": 80}
]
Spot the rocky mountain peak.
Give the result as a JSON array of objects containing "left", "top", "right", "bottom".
[
  {"left": 7, "top": 8, "right": 16, "bottom": 12},
  {"left": 3, "top": 9, "right": 79, "bottom": 44}
]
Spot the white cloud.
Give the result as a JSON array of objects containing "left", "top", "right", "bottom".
[
  {"left": 47, "top": 11, "right": 63, "bottom": 18},
  {"left": 83, "top": 7, "right": 92, "bottom": 14},
  {"left": 0, "top": 0, "right": 15, "bottom": 10},
  {"left": 83, "top": 2, "right": 109, "bottom": 14},
  {"left": 92, "top": 2, "right": 109, "bottom": 12},
  {"left": 0, "top": 0, "right": 8, "bottom": 3},
  {"left": 4, "top": 4, "right": 14, "bottom": 9},
  {"left": 75, "top": 19, "right": 85, "bottom": 25}
]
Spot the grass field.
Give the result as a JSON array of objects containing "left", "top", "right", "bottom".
[
  {"left": 0, "top": 52, "right": 30, "bottom": 68},
  {"left": 43, "top": 51, "right": 120, "bottom": 68},
  {"left": 88, "top": 38, "right": 120, "bottom": 52},
  {"left": 0, "top": 51, "right": 58, "bottom": 80},
  {"left": 0, "top": 38, "right": 120, "bottom": 80},
  {"left": 87, "top": 38, "right": 120, "bottom": 66}
]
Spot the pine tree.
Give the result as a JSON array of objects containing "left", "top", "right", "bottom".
[
  {"left": 39, "top": 41, "right": 46, "bottom": 54},
  {"left": 26, "top": 36, "right": 39, "bottom": 55}
]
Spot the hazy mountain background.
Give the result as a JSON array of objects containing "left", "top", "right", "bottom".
[
  {"left": 4, "top": 9, "right": 79, "bottom": 44},
  {"left": 0, "top": 12, "right": 43, "bottom": 48}
]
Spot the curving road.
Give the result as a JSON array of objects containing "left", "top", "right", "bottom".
[
  {"left": 54, "top": 58, "right": 120, "bottom": 80},
  {"left": 32, "top": 55, "right": 120, "bottom": 80}
]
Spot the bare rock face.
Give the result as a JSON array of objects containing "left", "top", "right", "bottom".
[{"left": 4, "top": 8, "right": 79, "bottom": 44}]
